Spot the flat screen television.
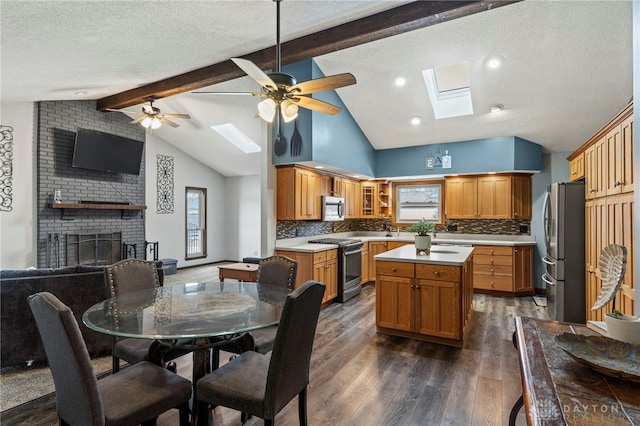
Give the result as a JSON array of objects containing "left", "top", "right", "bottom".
[{"left": 72, "top": 128, "right": 144, "bottom": 175}]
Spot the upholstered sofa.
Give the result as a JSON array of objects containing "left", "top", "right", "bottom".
[{"left": 0, "top": 262, "right": 164, "bottom": 368}]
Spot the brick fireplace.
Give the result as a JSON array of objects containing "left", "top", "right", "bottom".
[{"left": 37, "top": 100, "right": 146, "bottom": 268}]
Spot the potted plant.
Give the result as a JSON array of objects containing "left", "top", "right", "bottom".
[
  {"left": 591, "top": 244, "right": 639, "bottom": 343},
  {"left": 405, "top": 219, "right": 435, "bottom": 254}
]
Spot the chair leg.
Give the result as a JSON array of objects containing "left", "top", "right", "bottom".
[
  {"left": 241, "top": 412, "right": 253, "bottom": 423},
  {"left": 298, "top": 387, "right": 307, "bottom": 426},
  {"left": 264, "top": 419, "right": 273, "bottom": 426},
  {"left": 178, "top": 401, "right": 191, "bottom": 426},
  {"left": 112, "top": 355, "right": 120, "bottom": 373}
]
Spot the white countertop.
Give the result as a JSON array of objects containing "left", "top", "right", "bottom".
[
  {"left": 275, "top": 232, "right": 535, "bottom": 253},
  {"left": 374, "top": 244, "right": 474, "bottom": 266}
]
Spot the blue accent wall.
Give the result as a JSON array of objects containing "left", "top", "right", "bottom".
[
  {"left": 375, "top": 136, "right": 542, "bottom": 178},
  {"left": 273, "top": 60, "right": 375, "bottom": 176}
]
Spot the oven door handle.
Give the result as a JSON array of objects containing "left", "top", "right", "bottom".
[{"left": 343, "top": 247, "right": 362, "bottom": 256}]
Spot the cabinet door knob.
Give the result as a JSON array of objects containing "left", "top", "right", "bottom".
[
  {"left": 613, "top": 181, "right": 622, "bottom": 187},
  {"left": 434, "top": 271, "right": 440, "bottom": 276},
  {"left": 590, "top": 188, "right": 596, "bottom": 193},
  {"left": 391, "top": 267, "right": 397, "bottom": 272},
  {"left": 490, "top": 269, "right": 494, "bottom": 274}
]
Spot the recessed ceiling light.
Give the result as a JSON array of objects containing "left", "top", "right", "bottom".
[
  {"left": 410, "top": 116, "right": 422, "bottom": 126},
  {"left": 314, "top": 165, "right": 324, "bottom": 169},
  {"left": 486, "top": 55, "right": 504, "bottom": 69},
  {"left": 490, "top": 104, "right": 504, "bottom": 113},
  {"left": 394, "top": 76, "right": 406, "bottom": 87},
  {"left": 74, "top": 91, "right": 88, "bottom": 96},
  {"left": 352, "top": 175, "right": 360, "bottom": 179}
]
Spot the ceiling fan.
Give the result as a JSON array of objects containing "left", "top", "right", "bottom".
[
  {"left": 106, "top": 99, "right": 191, "bottom": 129},
  {"left": 195, "top": 0, "right": 356, "bottom": 123}
]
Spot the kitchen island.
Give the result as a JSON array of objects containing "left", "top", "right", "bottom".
[{"left": 374, "top": 244, "right": 474, "bottom": 347}]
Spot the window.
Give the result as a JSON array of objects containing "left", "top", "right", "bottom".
[
  {"left": 393, "top": 180, "right": 444, "bottom": 225},
  {"left": 185, "top": 187, "right": 207, "bottom": 259}
]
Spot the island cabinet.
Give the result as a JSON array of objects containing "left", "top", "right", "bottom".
[
  {"left": 274, "top": 248, "right": 338, "bottom": 305},
  {"left": 375, "top": 250, "right": 474, "bottom": 347},
  {"left": 472, "top": 245, "right": 534, "bottom": 296},
  {"left": 445, "top": 174, "right": 531, "bottom": 219},
  {"left": 276, "top": 166, "right": 321, "bottom": 220}
]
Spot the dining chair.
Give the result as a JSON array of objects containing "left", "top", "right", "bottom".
[
  {"left": 28, "top": 292, "right": 192, "bottom": 426},
  {"left": 105, "top": 258, "right": 191, "bottom": 373},
  {"left": 195, "top": 280, "right": 325, "bottom": 426},
  {"left": 212, "top": 255, "right": 298, "bottom": 370}
]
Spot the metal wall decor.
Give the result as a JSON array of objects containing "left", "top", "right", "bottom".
[
  {"left": 156, "top": 154, "right": 174, "bottom": 214},
  {"left": 0, "top": 125, "right": 14, "bottom": 212}
]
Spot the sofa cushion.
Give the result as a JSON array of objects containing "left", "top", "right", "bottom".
[{"left": 0, "top": 266, "right": 78, "bottom": 279}]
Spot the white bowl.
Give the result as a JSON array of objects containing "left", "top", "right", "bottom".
[{"left": 605, "top": 313, "right": 640, "bottom": 344}]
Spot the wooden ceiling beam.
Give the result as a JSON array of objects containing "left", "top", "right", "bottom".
[{"left": 97, "top": 0, "right": 520, "bottom": 111}]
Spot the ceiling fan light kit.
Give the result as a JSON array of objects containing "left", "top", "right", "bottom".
[
  {"left": 196, "top": 0, "right": 356, "bottom": 124},
  {"left": 106, "top": 99, "right": 190, "bottom": 129}
]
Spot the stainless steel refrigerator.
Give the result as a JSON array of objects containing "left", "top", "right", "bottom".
[{"left": 541, "top": 181, "right": 586, "bottom": 323}]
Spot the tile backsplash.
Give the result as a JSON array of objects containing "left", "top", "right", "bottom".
[{"left": 276, "top": 218, "right": 530, "bottom": 240}]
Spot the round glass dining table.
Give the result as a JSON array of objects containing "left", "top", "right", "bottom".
[{"left": 83, "top": 280, "right": 287, "bottom": 426}]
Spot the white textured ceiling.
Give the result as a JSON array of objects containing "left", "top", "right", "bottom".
[{"left": 1, "top": 0, "right": 633, "bottom": 177}]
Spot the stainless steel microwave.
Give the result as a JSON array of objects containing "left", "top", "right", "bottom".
[{"left": 322, "top": 196, "right": 345, "bottom": 221}]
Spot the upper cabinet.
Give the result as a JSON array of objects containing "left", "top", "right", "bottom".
[
  {"left": 572, "top": 103, "right": 633, "bottom": 199},
  {"left": 445, "top": 174, "right": 531, "bottom": 220},
  {"left": 360, "top": 181, "right": 378, "bottom": 218},
  {"left": 276, "top": 166, "right": 322, "bottom": 220},
  {"left": 569, "top": 152, "right": 585, "bottom": 181}
]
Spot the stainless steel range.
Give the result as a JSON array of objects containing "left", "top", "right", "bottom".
[{"left": 308, "top": 237, "right": 364, "bottom": 302}]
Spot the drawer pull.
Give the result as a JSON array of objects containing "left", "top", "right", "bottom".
[
  {"left": 434, "top": 271, "right": 440, "bottom": 276},
  {"left": 392, "top": 267, "right": 397, "bottom": 272}
]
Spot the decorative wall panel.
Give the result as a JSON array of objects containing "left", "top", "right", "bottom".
[
  {"left": 156, "top": 154, "right": 174, "bottom": 214},
  {"left": 0, "top": 125, "right": 14, "bottom": 212}
]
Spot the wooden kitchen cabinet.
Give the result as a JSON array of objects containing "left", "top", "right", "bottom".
[
  {"left": 569, "top": 152, "right": 585, "bottom": 181},
  {"left": 276, "top": 166, "right": 321, "bottom": 220},
  {"left": 274, "top": 248, "right": 338, "bottom": 305},
  {"left": 387, "top": 241, "right": 410, "bottom": 250},
  {"left": 360, "top": 181, "right": 379, "bottom": 218},
  {"left": 376, "top": 258, "right": 472, "bottom": 346},
  {"left": 473, "top": 245, "right": 534, "bottom": 296},
  {"left": 361, "top": 242, "right": 369, "bottom": 284},
  {"left": 368, "top": 241, "right": 388, "bottom": 283},
  {"left": 570, "top": 102, "right": 635, "bottom": 320},
  {"left": 445, "top": 174, "right": 531, "bottom": 219},
  {"left": 477, "top": 175, "right": 511, "bottom": 218},
  {"left": 342, "top": 178, "right": 360, "bottom": 219},
  {"left": 444, "top": 176, "right": 477, "bottom": 219}
]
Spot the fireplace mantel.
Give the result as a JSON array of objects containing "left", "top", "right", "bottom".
[{"left": 50, "top": 203, "right": 146, "bottom": 211}]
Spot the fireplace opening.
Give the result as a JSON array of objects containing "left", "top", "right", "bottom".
[{"left": 66, "top": 232, "right": 122, "bottom": 266}]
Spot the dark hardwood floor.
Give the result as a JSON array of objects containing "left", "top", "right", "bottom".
[{"left": 1, "top": 281, "right": 547, "bottom": 425}]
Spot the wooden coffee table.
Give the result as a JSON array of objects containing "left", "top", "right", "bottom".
[{"left": 218, "top": 262, "right": 258, "bottom": 282}]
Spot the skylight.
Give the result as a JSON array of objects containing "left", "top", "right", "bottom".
[
  {"left": 422, "top": 63, "right": 473, "bottom": 119},
  {"left": 211, "top": 123, "right": 261, "bottom": 153}
]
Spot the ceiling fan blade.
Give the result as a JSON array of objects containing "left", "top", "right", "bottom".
[
  {"left": 288, "top": 73, "right": 356, "bottom": 95},
  {"left": 130, "top": 116, "right": 147, "bottom": 124},
  {"left": 161, "top": 113, "right": 191, "bottom": 119},
  {"left": 159, "top": 117, "right": 180, "bottom": 128},
  {"left": 291, "top": 96, "right": 342, "bottom": 115},
  {"left": 231, "top": 58, "right": 278, "bottom": 91}
]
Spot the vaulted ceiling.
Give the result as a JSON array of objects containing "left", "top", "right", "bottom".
[{"left": 1, "top": 1, "right": 633, "bottom": 177}]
